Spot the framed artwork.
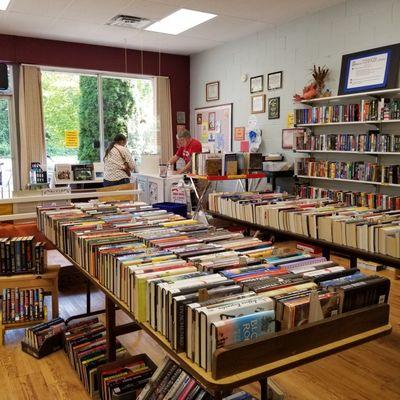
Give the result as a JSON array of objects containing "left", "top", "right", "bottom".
[
  {"left": 282, "top": 128, "right": 304, "bottom": 150},
  {"left": 338, "top": 44, "right": 400, "bottom": 95},
  {"left": 251, "top": 94, "right": 266, "bottom": 114},
  {"left": 267, "top": 71, "right": 283, "bottom": 90},
  {"left": 194, "top": 103, "right": 233, "bottom": 152},
  {"left": 268, "top": 97, "right": 280, "bottom": 119},
  {"left": 208, "top": 112, "right": 216, "bottom": 130},
  {"left": 250, "top": 75, "right": 264, "bottom": 93},
  {"left": 206, "top": 81, "right": 220, "bottom": 101},
  {"left": 177, "top": 111, "right": 186, "bottom": 124},
  {"left": 234, "top": 127, "right": 245, "bottom": 141}
]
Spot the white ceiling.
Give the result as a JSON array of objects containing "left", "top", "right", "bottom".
[{"left": 0, "top": 0, "right": 345, "bottom": 55}]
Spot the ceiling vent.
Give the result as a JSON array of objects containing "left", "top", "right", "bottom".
[{"left": 107, "top": 15, "right": 151, "bottom": 29}]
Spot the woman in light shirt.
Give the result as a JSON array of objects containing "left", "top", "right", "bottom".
[{"left": 103, "top": 134, "right": 136, "bottom": 187}]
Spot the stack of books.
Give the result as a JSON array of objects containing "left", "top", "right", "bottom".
[{"left": 1, "top": 288, "right": 45, "bottom": 323}]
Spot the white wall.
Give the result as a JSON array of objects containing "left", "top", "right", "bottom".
[{"left": 190, "top": 0, "right": 400, "bottom": 162}]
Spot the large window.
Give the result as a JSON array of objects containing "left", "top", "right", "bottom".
[
  {"left": 0, "top": 65, "right": 16, "bottom": 197},
  {"left": 0, "top": 98, "right": 13, "bottom": 196},
  {"left": 41, "top": 70, "right": 155, "bottom": 179}
]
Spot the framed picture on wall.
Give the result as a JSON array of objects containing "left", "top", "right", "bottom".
[
  {"left": 268, "top": 97, "right": 280, "bottom": 119},
  {"left": 196, "top": 113, "right": 202, "bottom": 125},
  {"left": 251, "top": 94, "right": 266, "bottom": 114},
  {"left": 208, "top": 112, "right": 216, "bottom": 130},
  {"left": 338, "top": 44, "right": 400, "bottom": 94},
  {"left": 234, "top": 127, "right": 245, "bottom": 141},
  {"left": 267, "top": 71, "right": 283, "bottom": 90},
  {"left": 206, "top": 81, "right": 220, "bottom": 101},
  {"left": 250, "top": 75, "right": 264, "bottom": 93}
]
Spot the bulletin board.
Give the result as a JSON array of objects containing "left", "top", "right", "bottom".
[{"left": 194, "top": 103, "right": 233, "bottom": 152}]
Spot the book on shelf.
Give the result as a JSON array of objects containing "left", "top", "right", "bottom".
[{"left": 1, "top": 287, "right": 45, "bottom": 324}]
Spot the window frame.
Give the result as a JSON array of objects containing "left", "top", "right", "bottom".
[
  {"left": 39, "top": 65, "right": 156, "bottom": 164},
  {"left": 0, "top": 66, "right": 19, "bottom": 196}
]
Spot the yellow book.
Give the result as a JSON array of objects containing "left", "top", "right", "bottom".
[{"left": 133, "top": 266, "right": 197, "bottom": 322}]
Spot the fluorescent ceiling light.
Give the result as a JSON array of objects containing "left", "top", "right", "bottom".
[
  {"left": 0, "top": 0, "right": 11, "bottom": 11},
  {"left": 145, "top": 8, "right": 217, "bottom": 35}
]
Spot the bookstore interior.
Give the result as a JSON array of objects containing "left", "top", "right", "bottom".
[{"left": 0, "top": 1, "right": 399, "bottom": 399}]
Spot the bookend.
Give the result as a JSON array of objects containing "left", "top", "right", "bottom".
[{"left": 96, "top": 353, "right": 157, "bottom": 400}]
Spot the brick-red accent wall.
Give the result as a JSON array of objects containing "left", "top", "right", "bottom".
[{"left": 0, "top": 34, "right": 190, "bottom": 149}]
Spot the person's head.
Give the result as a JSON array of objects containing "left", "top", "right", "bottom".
[
  {"left": 176, "top": 129, "right": 192, "bottom": 147},
  {"left": 104, "top": 133, "right": 127, "bottom": 159},
  {"left": 114, "top": 133, "right": 127, "bottom": 146}
]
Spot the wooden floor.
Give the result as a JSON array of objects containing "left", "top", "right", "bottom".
[{"left": 0, "top": 227, "right": 399, "bottom": 399}]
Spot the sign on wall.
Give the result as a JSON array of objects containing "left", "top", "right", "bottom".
[{"left": 65, "top": 129, "right": 79, "bottom": 148}]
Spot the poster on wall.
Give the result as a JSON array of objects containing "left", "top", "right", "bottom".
[
  {"left": 65, "top": 129, "right": 79, "bottom": 148},
  {"left": 194, "top": 103, "right": 232, "bottom": 153}
]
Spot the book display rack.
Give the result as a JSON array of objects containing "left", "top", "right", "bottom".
[
  {"left": 294, "top": 89, "right": 400, "bottom": 208},
  {"left": 36, "top": 201, "right": 391, "bottom": 400}
]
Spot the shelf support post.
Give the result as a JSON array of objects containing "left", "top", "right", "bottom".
[
  {"left": 260, "top": 377, "right": 269, "bottom": 400},
  {"left": 106, "top": 296, "right": 117, "bottom": 362}
]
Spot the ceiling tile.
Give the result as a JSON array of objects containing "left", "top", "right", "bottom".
[
  {"left": 182, "top": 15, "right": 269, "bottom": 42},
  {"left": 7, "top": 0, "right": 72, "bottom": 17},
  {"left": 59, "top": 0, "right": 132, "bottom": 24}
]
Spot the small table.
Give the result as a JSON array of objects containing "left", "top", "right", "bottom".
[{"left": 187, "top": 173, "right": 266, "bottom": 218}]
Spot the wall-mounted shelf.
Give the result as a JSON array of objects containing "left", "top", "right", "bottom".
[
  {"left": 300, "top": 88, "right": 400, "bottom": 105},
  {"left": 293, "top": 150, "right": 400, "bottom": 155},
  {"left": 296, "top": 120, "right": 400, "bottom": 127},
  {"left": 295, "top": 175, "right": 400, "bottom": 187}
]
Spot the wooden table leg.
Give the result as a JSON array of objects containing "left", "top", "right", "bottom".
[
  {"left": 105, "top": 296, "right": 116, "bottom": 362},
  {"left": 52, "top": 277, "right": 59, "bottom": 319}
]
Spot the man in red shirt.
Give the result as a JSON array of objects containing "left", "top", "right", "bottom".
[{"left": 168, "top": 129, "right": 202, "bottom": 174}]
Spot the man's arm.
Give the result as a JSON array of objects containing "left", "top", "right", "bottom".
[
  {"left": 177, "top": 160, "right": 192, "bottom": 174},
  {"left": 168, "top": 154, "right": 179, "bottom": 165}
]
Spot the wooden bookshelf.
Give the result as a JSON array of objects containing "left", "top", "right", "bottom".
[
  {"left": 296, "top": 120, "right": 400, "bottom": 127},
  {"left": 56, "top": 249, "right": 391, "bottom": 399},
  {"left": 0, "top": 265, "right": 60, "bottom": 344},
  {"left": 294, "top": 150, "right": 400, "bottom": 155}
]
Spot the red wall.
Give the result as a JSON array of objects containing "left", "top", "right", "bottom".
[{"left": 0, "top": 34, "right": 190, "bottom": 149}]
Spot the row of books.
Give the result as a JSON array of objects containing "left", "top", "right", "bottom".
[
  {"left": 295, "top": 184, "right": 400, "bottom": 210},
  {"left": 22, "top": 317, "right": 65, "bottom": 351},
  {"left": 138, "top": 357, "right": 255, "bottom": 400},
  {"left": 295, "top": 104, "right": 360, "bottom": 124},
  {"left": 0, "top": 237, "right": 46, "bottom": 275},
  {"left": 63, "top": 317, "right": 155, "bottom": 399},
  {"left": 1, "top": 288, "right": 45, "bottom": 323},
  {"left": 208, "top": 192, "right": 400, "bottom": 257},
  {"left": 294, "top": 130, "right": 400, "bottom": 153},
  {"left": 362, "top": 98, "right": 400, "bottom": 121},
  {"left": 191, "top": 152, "right": 263, "bottom": 176},
  {"left": 295, "top": 98, "right": 400, "bottom": 125},
  {"left": 294, "top": 158, "right": 400, "bottom": 184}
]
